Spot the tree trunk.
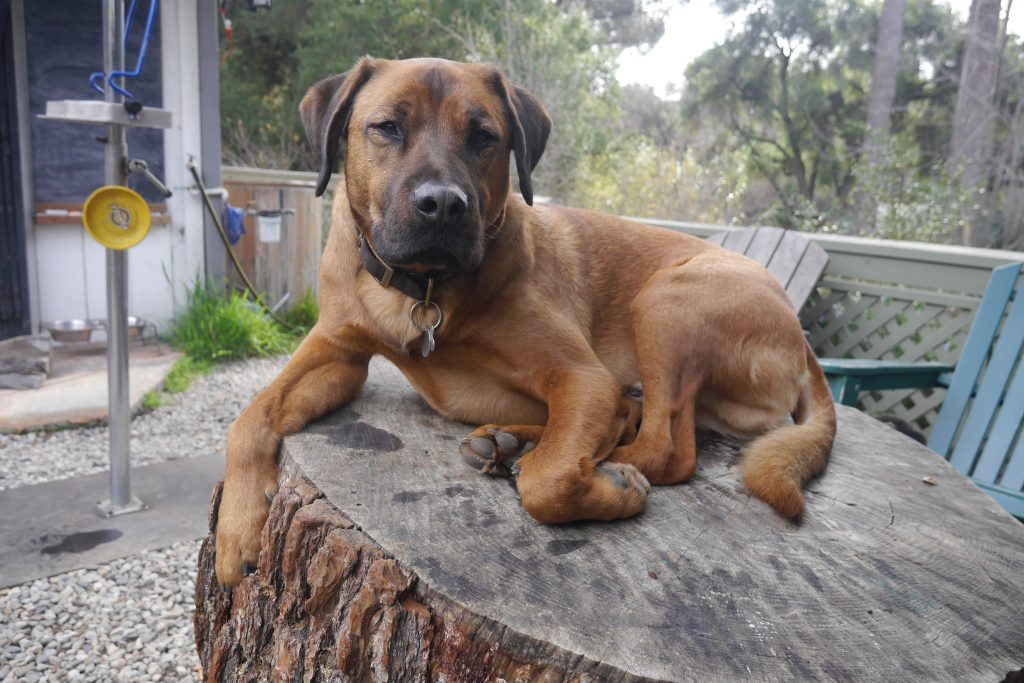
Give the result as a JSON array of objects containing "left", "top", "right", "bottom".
[
  {"left": 194, "top": 478, "right": 598, "bottom": 682},
  {"left": 194, "top": 359, "right": 1024, "bottom": 682},
  {"left": 950, "top": 0, "right": 1001, "bottom": 246},
  {"left": 866, "top": 0, "right": 907, "bottom": 144},
  {"left": 859, "top": 0, "right": 907, "bottom": 234}
]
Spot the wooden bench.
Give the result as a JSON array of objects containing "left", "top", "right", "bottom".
[{"left": 708, "top": 226, "right": 829, "bottom": 311}]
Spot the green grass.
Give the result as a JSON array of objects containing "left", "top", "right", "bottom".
[
  {"left": 170, "top": 283, "right": 296, "bottom": 362},
  {"left": 139, "top": 357, "right": 214, "bottom": 413},
  {"left": 279, "top": 289, "right": 319, "bottom": 331},
  {"left": 141, "top": 391, "right": 163, "bottom": 411},
  {"left": 136, "top": 283, "right": 319, "bottom": 415},
  {"left": 163, "top": 355, "right": 214, "bottom": 393}
]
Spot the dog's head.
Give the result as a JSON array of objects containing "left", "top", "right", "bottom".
[{"left": 300, "top": 57, "right": 551, "bottom": 274}]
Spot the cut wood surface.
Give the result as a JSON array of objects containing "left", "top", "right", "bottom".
[{"left": 195, "top": 359, "right": 1024, "bottom": 682}]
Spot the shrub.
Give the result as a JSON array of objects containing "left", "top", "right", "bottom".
[
  {"left": 170, "top": 283, "right": 294, "bottom": 363},
  {"left": 280, "top": 289, "right": 319, "bottom": 333}
]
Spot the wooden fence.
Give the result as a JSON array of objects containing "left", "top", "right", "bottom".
[
  {"left": 640, "top": 218, "right": 1024, "bottom": 434},
  {"left": 221, "top": 166, "right": 327, "bottom": 310}
]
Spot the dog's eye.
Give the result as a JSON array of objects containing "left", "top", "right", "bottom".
[
  {"left": 470, "top": 128, "right": 498, "bottom": 151},
  {"left": 370, "top": 121, "right": 401, "bottom": 139}
]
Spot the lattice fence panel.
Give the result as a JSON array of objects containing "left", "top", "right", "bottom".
[{"left": 800, "top": 278, "right": 982, "bottom": 435}]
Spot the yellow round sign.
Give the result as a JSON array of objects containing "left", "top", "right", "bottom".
[{"left": 82, "top": 186, "right": 152, "bottom": 250}]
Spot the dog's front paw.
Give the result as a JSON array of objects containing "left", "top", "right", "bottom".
[
  {"left": 460, "top": 424, "right": 543, "bottom": 476},
  {"left": 214, "top": 471, "right": 278, "bottom": 589}
]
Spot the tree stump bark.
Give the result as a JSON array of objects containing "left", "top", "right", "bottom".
[{"left": 195, "top": 360, "right": 1024, "bottom": 682}]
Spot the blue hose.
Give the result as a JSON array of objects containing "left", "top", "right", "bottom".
[{"left": 89, "top": 0, "right": 159, "bottom": 99}]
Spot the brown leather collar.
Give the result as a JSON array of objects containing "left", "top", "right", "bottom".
[
  {"left": 357, "top": 233, "right": 457, "bottom": 301},
  {"left": 357, "top": 209, "right": 506, "bottom": 301}
]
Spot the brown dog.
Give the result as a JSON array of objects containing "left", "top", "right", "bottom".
[{"left": 214, "top": 57, "right": 837, "bottom": 587}]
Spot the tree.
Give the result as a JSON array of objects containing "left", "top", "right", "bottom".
[
  {"left": 989, "top": 0, "right": 1024, "bottom": 250},
  {"left": 218, "top": 0, "right": 649, "bottom": 205},
  {"left": 617, "top": 84, "right": 682, "bottom": 149},
  {"left": 219, "top": 0, "right": 472, "bottom": 169},
  {"left": 684, "top": 0, "right": 878, "bottom": 227},
  {"left": 865, "top": 0, "right": 907, "bottom": 155},
  {"left": 682, "top": 0, "right": 978, "bottom": 239},
  {"left": 949, "top": 0, "right": 1001, "bottom": 246},
  {"left": 555, "top": 0, "right": 666, "bottom": 48},
  {"left": 858, "top": 0, "right": 907, "bottom": 233}
]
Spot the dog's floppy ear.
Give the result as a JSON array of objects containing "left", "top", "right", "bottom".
[
  {"left": 492, "top": 73, "right": 552, "bottom": 206},
  {"left": 300, "top": 57, "right": 378, "bottom": 197}
]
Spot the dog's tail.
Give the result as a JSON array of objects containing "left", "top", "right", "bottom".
[{"left": 739, "top": 341, "right": 837, "bottom": 520}]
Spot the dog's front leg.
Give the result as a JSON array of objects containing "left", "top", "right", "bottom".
[
  {"left": 513, "top": 366, "right": 651, "bottom": 524},
  {"left": 215, "top": 327, "right": 372, "bottom": 588}
]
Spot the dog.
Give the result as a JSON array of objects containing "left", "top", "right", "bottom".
[{"left": 214, "top": 57, "right": 837, "bottom": 587}]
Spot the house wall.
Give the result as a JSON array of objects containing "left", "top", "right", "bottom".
[{"left": 20, "top": 0, "right": 210, "bottom": 333}]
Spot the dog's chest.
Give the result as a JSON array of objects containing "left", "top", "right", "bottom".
[{"left": 390, "top": 350, "right": 548, "bottom": 427}]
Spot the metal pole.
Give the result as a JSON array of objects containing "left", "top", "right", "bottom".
[{"left": 98, "top": 0, "right": 144, "bottom": 517}]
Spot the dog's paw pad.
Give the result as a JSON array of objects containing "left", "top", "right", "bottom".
[
  {"left": 460, "top": 428, "right": 534, "bottom": 477},
  {"left": 470, "top": 437, "right": 495, "bottom": 458}
]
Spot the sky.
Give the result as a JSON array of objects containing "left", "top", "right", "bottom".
[{"left": 616, "top": 0, "right": 1024, "bottom": 99}]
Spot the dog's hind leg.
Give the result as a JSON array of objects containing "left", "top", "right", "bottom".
[
  {"left": 507, "top": 364, "right": 652, "bottom": 524},
  {"left": 610, "top": 378, "right": 700, "bottom": 485},
  {"left": 608, "top": 268, "right": 711, "bottom": 485}
]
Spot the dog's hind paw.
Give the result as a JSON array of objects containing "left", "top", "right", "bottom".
[
  {"left": 596, "top": 461, "right": 651, "bottom": 495},
  {"left": 460, "top": 424, "right": 543, "bottom": 477}
]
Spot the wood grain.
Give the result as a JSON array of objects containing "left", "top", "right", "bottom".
[{"left": 195, "top": 359, "right": 1024, "bottom": 682}]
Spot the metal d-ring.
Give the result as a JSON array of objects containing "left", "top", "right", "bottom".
[
  {"left": 110, "top": 204, "right": 132, "bottom": 230},
  {"left": 410, "top": 300, "right": 443, "bottom": 332}
]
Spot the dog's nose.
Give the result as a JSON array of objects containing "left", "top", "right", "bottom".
[{"left": 412, "top": 182, "right": 467, "bottom": 226}]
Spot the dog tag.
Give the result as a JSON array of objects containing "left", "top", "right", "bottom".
[
  {"left": 420, "top": 326, "right": 436, "bottom": 357},
  {"left": 411, "top": 300, "right": 443, "bottom": 358}
]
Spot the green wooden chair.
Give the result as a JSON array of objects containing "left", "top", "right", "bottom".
[
  {"left": 820, "top": 261, "right": 1024, "bottom": 519},
  {"left": 708, "top": 227, "right": 829, "bottom": 312}
]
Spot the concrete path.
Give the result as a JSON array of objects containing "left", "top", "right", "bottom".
[
  {"left": 0, "top": 342, "right": 181, "bottom": 430},
  {"left": 0, "top": 454, "right": 222, "bottom": 589}
]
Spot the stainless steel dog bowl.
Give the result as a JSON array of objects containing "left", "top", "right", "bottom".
[
  {"left": 126, "top": 316, "right": 146, "bottom": 337},
  {"left": 41, "top": 319, "right": 98, "bottom": 343}
]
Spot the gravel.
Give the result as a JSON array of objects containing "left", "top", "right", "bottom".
[
  {"left": 0, "top": 354, "right": 291, "bottom": 682},
  {"left": 0, "top": 541, "right": 202, "bottom": 682},
  {"left": 0, "top": 355, "right": 288, "bottom": 491}
]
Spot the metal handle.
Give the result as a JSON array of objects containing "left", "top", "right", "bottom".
[{"left": 127, "top": 158, "right": 172, "bottom": 197}]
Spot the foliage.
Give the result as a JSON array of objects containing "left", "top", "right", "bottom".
[
  {"left": 220, "top": 0, "right": 643, "bottom": 191},
  {"left": 139, "top": 356, "right": 214, "bottom": 413},
  {"left": 141, "top": 391, "right": 162, "bottom": 411},
  {"left": 458, "top": 1, "right": 624, "bottom": 199},
  {"left": 680, "top": 0, "right": 972, "bottom": 232},
  {"left": 280, "top": 289, "right": 320, "bottom": 332},
  {"left": 840, "top": 136, "right": 969, "bottom": 242},
  {"left": 685, "top": 0, "right": 874, "bottom": 217},
  {"left": 218, "top": 0, "right": 1024, "bottom": 248},
  {"left": 170, "top": 282, "right": 296, "bottom": 363},
  {"left": 163, "top": 356, "right": 215, "bottom": 394},
  {"left": 570, "top": 135, "right": 751, "bottom": 222},
  {"left": 557, "top": 0, "right": 666, "bottom": 48}
]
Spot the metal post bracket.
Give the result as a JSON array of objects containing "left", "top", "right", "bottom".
[{"left": 40, "top": 99, "right": 172, "bottom": 129}]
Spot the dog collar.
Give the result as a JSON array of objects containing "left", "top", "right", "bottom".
[{"left": 357, "top": 233, "right": 456, "bottom": 301}]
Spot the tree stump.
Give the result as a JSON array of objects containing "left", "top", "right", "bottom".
[{"left": 195, "top": 359, "right": 1024, "bottom": 682}]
